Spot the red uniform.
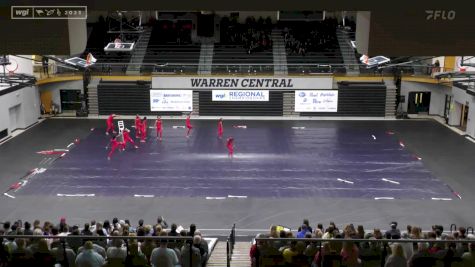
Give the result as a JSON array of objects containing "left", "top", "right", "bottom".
[
  {"left": 120, "top": 131, "right": 136, "bottom": 150},
  {"left": 140, "top": 120, "right": 147, "bottom": 142},
  {"left": 186, "top": 116, "right": 192, "bottom": 137},
  {"left": 106, "top": 115, "right": 115, "bottom": 135},
  {"left": 226, "top": 138, "right": 234, "bottom": 157},
  {"left": 217, "top": 120, "right": 223, "bottom": 139},
  {"left": 108, "top": 138, "right": 120, "bottom": 159},
  {"left": 156, "top": 119, "right": 163, "bottom": 139},
  {"left": 135, "top": 116, "right": 142, "bottom": 138}
]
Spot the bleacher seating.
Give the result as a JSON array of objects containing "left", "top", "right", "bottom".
[
  {"left": 141, "top": 20, "right": 200, "bottom": 73},
  {"left": 281, "top": 19, "right": 345, "bottom": 74},
  {"left": 141, "top": 44, "right": 201, "bottom": 73},
  {"left": 212, "top": 45, "right": 274, "bottom": 73}
]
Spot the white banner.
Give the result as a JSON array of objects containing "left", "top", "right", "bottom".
[
  {"left": 152, "top": 76, "right": 333, "bottom": 89},
  {"left": 150, "top": 90, "right": 193, "bottom": 111},
  {"left": 212, "top": 90, "right": 269, "bottom": 101},
  {"left": 295, "top": 90, "right": 338, "bottom": 112}
]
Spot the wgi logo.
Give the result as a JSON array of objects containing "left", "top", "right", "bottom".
[{"left": 425, "top": 10, "right": 456, "bottom": 21}]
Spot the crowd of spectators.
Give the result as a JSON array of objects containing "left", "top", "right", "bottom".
[
  {"left": 281, "top": 18, "right": 340, "bottom": 56},
  {"left": 220, "top": 16, "right": 273, "bottom": 54},
  {"left": 0, "top": 217, "right": 209, "bottom": 267},
  {"left": 250, "top": 220, "right": 475, "bottom": 267}
]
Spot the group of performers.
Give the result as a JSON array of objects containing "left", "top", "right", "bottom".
[{"left": 105, "top": 114, "right": 234, "bottom": 160}]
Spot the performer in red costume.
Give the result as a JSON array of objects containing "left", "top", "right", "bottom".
[
  {"left": 156, "top": 116, "right": 163, "bottom": 141},
  {"left": 217, "top": 118, "right": 223, "bottom": 139},
  {"left": 120, "top": 128, "right": 138, "bottom": 150},
  {"left": 226, "top": 137, "right": 234, "bottom": 158},
  {"left": 140, "top": 117, "right": 147, "bottom": 143},
  {"left": 107, "top": 135, "right": 120, "bottom": 160},
  {"left": 185, "top": 113, "right": 193, "bottom": 138},
  {"left": 135, "top": 114, "right": 142, "bottom": 138},
  {"left": 105, "top": 114, "right": 117, "bottom": 135}
]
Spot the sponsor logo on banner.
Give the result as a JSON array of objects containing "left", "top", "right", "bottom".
[
  {"left": 150, "top": 90, "right": 193, "bottom": 111},
  {"left": 212, "top": 90, "right": 269, "bottom": 101},
  {"left": 295, "top": 90, "right": 338, "bottom": 112}
]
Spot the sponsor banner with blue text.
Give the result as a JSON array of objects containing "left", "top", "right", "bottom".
[
  {"left": 150, "top": 90, "right": 193, "bottom": 111},
  {"left": 212, "top": 90, "right": 269, "bottom": 101},
  {"left": 295, "top": 90, "right": 338, "bottom": 112}
]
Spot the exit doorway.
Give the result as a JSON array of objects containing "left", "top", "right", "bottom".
[{"left": 408, "top": 92, "right": 431, "bottom": 114}]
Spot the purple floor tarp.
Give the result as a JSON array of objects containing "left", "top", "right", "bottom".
[{"left": 16, "top": 125, "right": 454, "bottom": 200}]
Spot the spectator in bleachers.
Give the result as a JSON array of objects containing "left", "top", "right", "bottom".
[
  {"left": 9, "top": 238, "right": 33, "bottom": 267},
  {"left": 76, "top": 241, "right": 106, "bottom": 267},
  {"left": 188, "top": 224, "right": 196, "bottom": 237},
  {"left": 89, "top": 220, "right": 97, "bottom": 233},
  {"left": 150, "top": 232, "right": 179, "bottom": 267},
  {"left": 193, "top": 231, "right": 208, "bottom": 265},
  {"left": 384, "top": 243, "right": 407, "bottom": 267},
  {"left": 312, "top": 241, "right": 331, "bottom": 267},
  {"left": 297, "top": 224, "right": 311, "bottom": 238},
  {"left": 81, "top": 223, "right": 93, "bottom": 236},
  {"left": 23, "top": 222, "right": 33, "bottom": 236},
  {"left": 169, "top": 224, "right": 179, "bottom": 236},
  {"left": 356, "top": 225, "right": 365, "bottom": 239},
  {"left": 322, "top": 225, "right": 335, "bottom": 239},
  {"left": 141, "top": 235, "right": 156, "bottom": 264},
  {"left": 51, "top": 242, "right": 76, "bottom": 267},
  {"left": 269, "top": 225, "right": 279, "bottom": 238},
  {"left": 407, "top": 242, "right": 435, "bottom": 267},
  {"left": 156, "top": 216, "right": 168, "bottom": 230},
  {"left": 2, "top": 222, "right": 11, "bottom": 235},
  {"left": 125, "top": 241, "right": 149, "bottom": 267},
  {"left": 68, "top": 225, "right": 82, "bottom": 252},
  {"left": 103, "top": 220, "right": 112, "bottom": 235},
  {"left": 343, "top": 224, "right": 357, "bottom": 239},
  {"left": 26, "top": 228, "right": 44, "bottom": 255},
  {"left": 385, "top": 222, "right": 401, "bottom": 239},
  {"left": 462, "top": 241, "right": 475, "bottom": 265},
  {"left": 181, "top": 236, "right": 202, "bottom": 267},
  {"left": 77, "top": 241, "right": 106, "bottom": 259},
  {"left": 340, "top": 240, "right": 360, "bottom": 267},
  {"left": 33, "top": 238, "right": 55, "bottom": 267},
  {"left": 282, "top": 240, "right": 299, "bottom": 264},
  {"left": 106, "top": 232, "right": 127, "bottom": 265}
]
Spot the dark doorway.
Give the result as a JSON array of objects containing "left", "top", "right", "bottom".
[
  {"left": 408, "top": 92, "right": 431, "bottom": 114},
  {"left": 60, "top": 90, "right": 82, "bottom": 111},
  {"left": 443, "top": 95, "right": 452, "bottom": 124},
  {"left": 460, "top": 104, "right": 469, "bottom": 131}
]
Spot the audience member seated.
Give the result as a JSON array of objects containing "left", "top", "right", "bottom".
[
  {"left": 75, "top": 241, "right": 106, "bottom": 267},
  {"left": 220, "top": 16, "right": 272, "bottom": 54},
  {"left": 384, "top": 243, "right": 406, "bottom": 267},
  {"left": 150, "top": 232, "right": 179, "bottom": 267}
]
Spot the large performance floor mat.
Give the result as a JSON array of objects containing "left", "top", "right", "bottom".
[{"left": 16, "top": 122, "right": 454, "bottom": 200}]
